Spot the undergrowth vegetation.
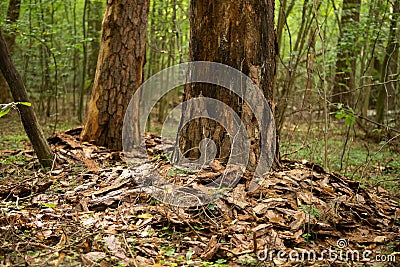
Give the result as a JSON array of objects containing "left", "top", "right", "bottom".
[{"left": 281, "top": 121, "right": 400, "bottom": 194}]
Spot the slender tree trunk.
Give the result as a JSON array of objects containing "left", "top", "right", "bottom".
[
  {"left": 303, "top": 32, "right": 315, "bottom": 110},
  {"left": 157, "top": 0, "right": 171, "bottom": 124},
  {"left": 0, "top": 30, "right": 54, "bottom": 168},
  {"left": 376, "top": 0, "right": 399, "bottom": 124},
  {"left": 357, "top": 0, "right": 381, "bottom": 126},
  {"left": 78, "top": 0, "right": 89, "bottom": 123},
  {"left": 0, "top": 0, "right": 21, "bottom": 103},
  {"left": 276, "top": 0, "right": 316, "bottom": 133},
  {"left": 81, "top": 0, "right": 150, "bottom": 150},
  {"left": 332, "top": 0, "right": 361, "bottom": 106},
  {"left": 72, "top": 0, "right": 78, "bottom": 115},
  {"left": 84, "top": 0, "right": 103, "bottom": 120},
  {"left": 177, "top": 0, "right": 278, "bottom": 171},
  {"left": 86, "top": 0, "right": 103, "bottom": 87},
  {"left": 276, "top": 0, "right": 295, "bottom": 53},
  {"left": 360, "top": 57, "right": 380, "bottom": 121}
]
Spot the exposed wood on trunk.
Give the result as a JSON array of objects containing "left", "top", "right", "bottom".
[{"left": 177, "top": 0, "right": 278, "bottom": 171}]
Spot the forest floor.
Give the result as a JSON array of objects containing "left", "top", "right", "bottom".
[{"left": 0, "top": 111, "right": 399, "bottom": 267}]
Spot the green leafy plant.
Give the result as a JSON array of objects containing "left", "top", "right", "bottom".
[
  {"left": 167, "top": 168, "right": 188, "bottom": 177},
  {"left": 0, "top": 154, "right": 29, "bottom": 165},
  {"left": 162, "top": 246, "right": 176, "bottom": 257},
  {"left": 302, "top": 233, "right": 312, "bottom": 242},
  {"left": 0, "top": 102, "right": 31, "bottom": 118},
  {"left": 159, "top": 225, "right": 172, "bottom": 238},
  {"left": 207, "top": 202, "right": 217, "bottom": 211},
  {"left": 41, "top": 203, "right": 57, "bottom": 209},
  {"left": 193, "top": 225, "right": 204, "bottom": 230},
  {"left": 237, "top": 254, "right": 258, "bottom": 266},
  {"left": 334, "top": 103, "right": 355, "bottom": 127},
  {"left": 201, "top": 259, "right": 230, "bottom": 267},
  {"left": 153, "top": 152, "right": 171, "bottom": 161},
  {"left": 186, "top": 250, "right": 194, "bottom": 261},
  {"left": 150, "top": 199, "right": 159, "bottom": 205},
  {"left": 300, "top": 205, "right": 321, "bottom": 218}
]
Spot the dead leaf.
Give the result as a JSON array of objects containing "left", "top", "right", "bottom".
[
  {"left": 290, "top": 212, "right": 306, "bottom": 230},
  {"left": 251, "top": 223, "right": 272, "bottom": 238},
  {"left": 104, "top": 235, "right": 129, "bottom": 263},
  {"left": 82, "top": 252, "right": 106, "bottom": 265},
  {"left": 210, "top": 160, "right": 224, "bottom": 172},
  {"left": 56, "top": 233, "right": 67, "bottom": 248},
  {"left": 356, "top": 194, "right": 365, "bottom": 203},
  {"left": 136, "top": 255, "right": 154, "bottom": 266},
  {"left": 265, "top": 210, "right": 286, "bottom": 226},
  {"left": 55, "top": 251, "right": 65, "bottom": 267},
  {"left": 373, "top": 236, "right": 387, "bottom": 243},
  {"left": 201, "top": 235, "right": 220, "bottom": 261},
  {"left": 253, "top": 198, "right": 286, "bottom": 214}
]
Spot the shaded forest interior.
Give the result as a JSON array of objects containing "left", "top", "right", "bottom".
[{"left": 1, "top": 0, "right": 399, "bottom": 190}]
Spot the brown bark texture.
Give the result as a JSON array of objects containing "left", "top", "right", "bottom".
[
  {"left": 177, "top": 0, "right": 277, "bottom": 171},
  {"left": 0, "top": 30, "right": 54, "bottom": 168},
  {"left": 81, "top": 0, "right": 150, "bottom": 150}
]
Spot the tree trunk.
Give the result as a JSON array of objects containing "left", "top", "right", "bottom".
[
  {"left": 0, "top": 30, "right": 54, "bottom": 168},
  {"left": 357, "top": 0, "right": 382, "bottom": 128},
  {"left": 87, "top": 0, "right": 103, "bottom": 83},
  {"left": 0, "top": 0, "right": 21, "bottom": 104},
  {"left": 78, "top": 0, "right": 89, "bottom": 123},
  {"left": 276, "top": 0, "right": 315, "bottom": 133},
  {"left": 332, "top": 0, "right": 361, "bottom": 106},
  {"left": 177, "top": 0, "right": 278, "bottom": 172},
  {"left": 376, "top": 0, "right": 399, "bottom": 124},
  {"left": 276, "top": 0, "right": 295, "bottom": 54},
  {"left": 81, "top": 0, "right": 150, "bottom": 150}
]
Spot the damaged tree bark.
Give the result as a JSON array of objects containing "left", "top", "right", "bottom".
[{"left": 177, "top": 0, "right": 278, "bottom": 171}]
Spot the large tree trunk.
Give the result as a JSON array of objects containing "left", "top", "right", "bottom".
[
  {"left": 0, "top": 30, "right": 54, "bottom": 168},
  {"left": 0, "top": 0, "right": 21, "bottom": 103},
  {"left": 177, "top": 0, "right": 277, "bottom": 173},
  {"left": 81, "top": 0, "right": 150, "bottom": 150},
  {"left": 332, "top": 0, "right": 361, "bottom": 106}
]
